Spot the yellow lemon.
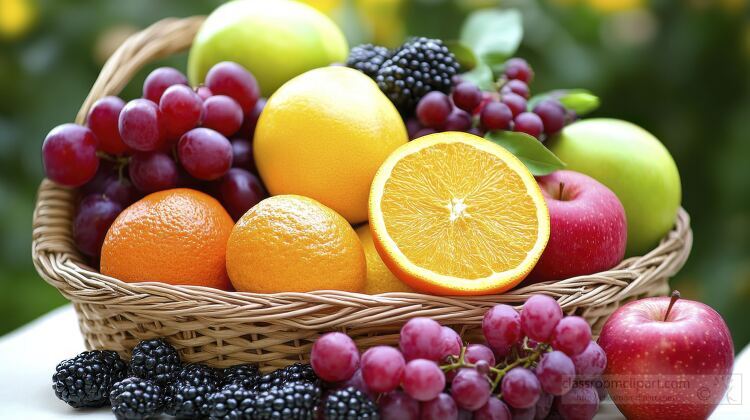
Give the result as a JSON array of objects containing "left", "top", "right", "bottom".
[
  {"left": 356, "top": 224, "right": 414, "bottom": 294},
  {"left": 254, "top": 66, "right": 408, "bottom": 224}
]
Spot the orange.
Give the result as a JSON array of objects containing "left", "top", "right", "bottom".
[
  {"left": 226, "top": 195, "right": 366, "bottom": 293},
  {"left": 100, "top": 188, "right": 234, "bottom": 289},
  {"left": 369, "top": 132, "right": 550, "bottom": 296},
  {"left": 355, "top": 224, "right": 414, "bottom": 294}
]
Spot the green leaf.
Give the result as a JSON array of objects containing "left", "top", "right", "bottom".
[
  {"left": 461, "top": 62, "right": 495, "bottom": 91},
  {"left": 527, "top": 89, "right": 600, "bottom": 115},
  {"left": 460, "top": 9, "right": 523, "bottom": 66},
  {"left": 446, "top": 41, "right": 477, "bottom": 71},
  {"left": 485, "top": 131, "right": 566, "bottom": 176}
]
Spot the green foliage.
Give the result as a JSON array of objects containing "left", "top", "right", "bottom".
[{"left": 485, "top": 131, "right": 565, "bottom": 175}]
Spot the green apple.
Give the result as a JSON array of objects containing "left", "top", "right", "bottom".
[
  {"left": 547, "top": 119, "right": 681, "bottom": 256},
  {"left": 188, "top": 0, "right": 349, "bottom": 96}
]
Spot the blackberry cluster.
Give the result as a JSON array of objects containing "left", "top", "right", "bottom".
[
  {"left": 109, "top": 377, "right": 163, "bottom": 420},
  {"left": 376, "top": 37, "right": 460, "bottom": 112},
  {"left": 207, "top": 384, "right": 257, "bottom": 419},
  {"left": 164, "top": 364, "right": 221, "bottom": 418},
  {"left": 346, "top": 44, "right": 391, "bottom": 78},
  {"left": 222, "top": 363, "right": 261, "bottom": 389},
  {"left": 254, "top": 381, "right": 321, "bottom": 419},
  {"left": 128, "top": 338, "right": 181, "bottom": 385},
  {"left": 52, "top": 350, "right": 128, "bottom": 408},
  {"left": 325, "top": 386, "right": 380, "bottom": 419},
  {"left": 253, "top": 363, "right": 319, "bottom": 392}
]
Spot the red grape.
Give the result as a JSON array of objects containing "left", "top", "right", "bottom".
[
  {"left": 464, "top": 344, "right": 495, "bottom": 366},
  {"left": 534, "top": 392, "right": 554, "bottom": 419},
  {"left": 480, "top": 101, "right": 513, "bottom": 131},
  {"left": 473, "top": 91, "right": 495, "bottom": 115},
  {"left": 42, "top": 124, "right": 100, "bottom": 187},
  {"left": 504, "top": 58, "right": 534, "bottom": 83},
  {"left": 458, "top": 409, "right": 473, "bottom": 420},
  {"left": 442, "top": 108, "right": 472, "bottom": 131},
  {"left": 402, "top": 359, "right": 445, "bottom": 402},
  {"left": 501, "top": 79, "right": 530, "bottom": 99},
  {"left": 380, "top": 391, "right": 420, "bottom": 420},
  {"left": 450, "top": 368, "right": 491, "bottom": 411},
  {"left": 500, "top": 93, "right": 527, "bottom": 117},
  {"left": 520, "top": 295, "right": 563, "bottom": 343},
  {"left": 219, "top": 168, "right": 266, "bottom": 220},
  {"left": 510, "top": 405, "right": 535, "bottom": 420},
  {"left": 467, "top": 127, "right": 485, "bottom": 137},
  {"left": 195, "top": 85, "right": 213, "bottom": 101},
  {"left": 360, "top": 345, "right": 405, "bottom": 394},
  {"left": 482, "top": 304, "right": 522, "bottom": 354},
  {"left": 400, "top": 317, "right": 444, "bottom": 361},
  {"left": 551, "top": 317, "right": 592, "bottom": 356},
  {"left": 119, "top": 99, "right": 164, "bottom": 152},
  {"left": 80, "top": 162, "right": 116, "bottom": 196},
  {"left": 571, "top": 341, "right": 606, "bottom": 377},
  {"left": 103, "top": 177, "right": 139, "bottom": 207},
  {"left": 239, "top": 97, "right": 266, "bottom": 139},
  {"left": 205, "top": 62, "right": 260, "bottom": 114},
  {"left": 202, "top": 95, "right": 243, "bottom": 136},
  {"left": 420, "top": 393, "right": 458, "bottom": 420},
  {"left": 341, "top": 369, "right": 376, "bottom": 399},
  {"left": 593, "top": 377, "right": 608, "bottom": 401},
  {"left": 177, "top": 128, "right": 233, "bottom": 180},
  {"left": 555, "top": 384, "right": 599, "bottom": 420},
  {"left": 533, "top": 100, "right": 566, "bottom": 135},
  {"left": 159, "top": 84, "right": 203, "bottom": 140},
  {"left": 439, "top": 327, "right": 462, "bottom": 360},
  {"left": 128, "top": 152, "right": 178, "bottom": 193},
  {"left": 405, "top": 117, "right": 422, "bottom": 139},
  {"left": 514, "top": 111, "right": 545, "bottom": 138},
  {"left": 73, "top": 194, "right": 122, "bottom": 257},
  {"left": 87, "top": 96, "right": 129, "bottom": 155},
  {"left": 230, "top": 138, "right": 255, "bottom": 172},
  {"left": 501, "top": 367, "right": 541, "bottom": 409},
  {"left": 474, "top": 397, "right": 511, "bottom": 420},
  {"left": 416, "top": 91, "right": 452, "bottom": 128},
  {"left": 143, "top": 67, "right": 188, "bottom": 103},
  {"left": 535, "top": 350, "right": 576, "bottom": 396},
  {"left": 310, "top": 332, "right": 359, "bottom": 382},
  {"left": 452, "top": 82, "right": 482, "bottom": 112},
  {"left": 412, "top": 127, "right": 437, "bottom": 139}
]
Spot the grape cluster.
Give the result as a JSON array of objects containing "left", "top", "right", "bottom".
[
  {"left": 310, "top": 295, "right": 606, "bottom": 420},
  {"left": 41, "top": 62, "right": 268, "bottom": 259},
  {"left": 409, "top": 57, "right": 575, "bottom": 142}
]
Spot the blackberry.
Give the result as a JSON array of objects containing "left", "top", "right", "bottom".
[
  {"left": 325, "top": 386, "right": 380, "bottom": 419},
  {"left": 376, "top": 37, "right": 460, "bottom": 112},
  {"left": 109, "top": 377, "right": 163, "bottom": 420},
  {"left": 52, "top": 350, "right": 128, "bottom": 408},
  {"left": 222, "top": 364, "right": 261, "bottom": 388},
  {"left": 346, "top": 44, "right": 391, "bottom": 78},
  {"left": 254, "top": 363, "right": 319, "bottom": 392},
  {"left": 207, "top": 384, "right": 256, "bottom": 420},
  {"left": 164, "top": 364, "right": 221, "bottom": 418},
  {"left": 254, "top": 381, "right": 321, "bottom": 420},
  {"left": 129, "top": 338, "right": 181, "bottom": 385}
]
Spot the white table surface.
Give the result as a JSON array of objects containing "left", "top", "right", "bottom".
[{"left": 0, "top": 305, "right": 747, "bottom": 419}]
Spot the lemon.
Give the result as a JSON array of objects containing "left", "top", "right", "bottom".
[
  {"left": 356, "top": 224, "right": 414, "bottom": 294},
  {"left": 188, "top": 0, "right": 349, "bottom": 96},
  {"left": 254, "top": 66, "right": 408, "bottom": 224}
]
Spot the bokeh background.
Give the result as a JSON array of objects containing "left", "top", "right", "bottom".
[{"left": 1, "top": 0, "right": 748, "bottom": 350}]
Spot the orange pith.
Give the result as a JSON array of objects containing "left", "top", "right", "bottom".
[{"left": 369, "top": 132, "right": 550, "bottom": 295}]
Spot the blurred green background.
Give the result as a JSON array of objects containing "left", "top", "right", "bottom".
[{"left": 1, "top": 0, "right": 748, "bottom": 350}]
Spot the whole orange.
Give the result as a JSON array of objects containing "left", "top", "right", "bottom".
[
  {"left": 100, "top": 188, "right": 234, "bottom": 290},
  {"left": 226, "top": 195, "right": 366, "bottom": 293}
]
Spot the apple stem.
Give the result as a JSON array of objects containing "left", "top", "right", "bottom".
[
  {"left": 664, "top": 290, "right": 680, "bottom": 321},
  {"left": 558, "top": 182, "right": 566, "bottom": 200}
]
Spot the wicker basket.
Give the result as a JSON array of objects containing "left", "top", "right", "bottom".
[{"left": 31, "top": 16, "right": 693, "bottom": 371}]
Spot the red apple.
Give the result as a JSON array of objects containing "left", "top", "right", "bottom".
[
  {"left": 527, "top": 170, "right": 627, "bottom": 282},
  {"left": 598, "top": 292, "right": 734, "bottom": 420}
]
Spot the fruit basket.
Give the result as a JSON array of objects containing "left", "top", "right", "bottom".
[{"left": 32, "top": 16, "right": 692, "bottom": 371}]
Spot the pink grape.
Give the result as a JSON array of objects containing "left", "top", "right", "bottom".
[
  {"left": 416, "top": 91, "right": 452, "bottom": 128},
  {"left": 474, "top": 396, "right": 511, "bottom": 420},
  {"left": 555, "top": 384, "right": 599, "bottom": 420},
  {"left": 239, "top": 98, "right": 265, "bottom": 139},
  {"left": 452, "top": 82, "right": 482, "bottom": 112},
  {"left": 500, "top": 79, "right": 530, "bottom": 99},
  {"left": 420, "top": 393, "right": 458, "bottom": 420},
  {"left": 360, "top": 345, "right": 405, "bottom": 393},
  {"left": 520, "top": 295, "right": 563, "bottom": 343},
  {"left": 177, "top": 128, "right": 233, "bottom": 180},
  {"left": 118, "top": 99, "right": 163, "bottom": 152},
  {"left": 450, "top": 368, "right": 491, "bottom": 411},
  {"left": 500, "top": 93, "right": 527, "bottom": 117},
  {"left": 341, "top": 369, "right": 376, "bottom": 399},
  {"left": 593, "top": 377, "right": 608, "bottom": 401},
  {"left": 514, "top": 112, "right": 544, "bottom": 138},
  {"left": 73, "top": 195, "right": 122, "bottom": 257},
  {"left": 551, "top": 317, "right": 592, "bottom": 357},
  {"left": 42, "top": 124, "right": 100, "bottom": 187},
  {"left": 87, "top": 96, "right": 128, "bottom": 155},
  {"left": 399, "top": 317, "right": 443, "bottom": 361},
  {"left": 480, "top": 101, "right": 513, "bottom": 131},
  {"left": 402, "top": 359, "right": 445, "bottom": 401},
  {"left": 143, "top": 67, "right": 187, "bottom": 103},
  {"left": 195, "top": 85, "right": 213, "bottom": 101},
  {"left": 380, "top": 391, "right": 420, "bottom": 420},
  {"left": 504, "top": 58, "right": 534, "bottom": 83},
  {"left": 510, "top": 405, "right": 535, "bottom": 420},
  {"left": 159, "top": 84, "right": 203, "bottom": 140},
  {"left": 464, "top": 344, "right": 495, "bottom": 366},
  {"left": 310, "top": 332, "right": 359, "bottom": 382},
  {"left": 230, "top": 138, "right": 255, "bottom": 172},
  {"left": 103, "top": 177, "right": 139, "bottom": 207},
  {"left": 219, "top": 168, "right": 266, "bottom": 220},
  {"left": 202, "top": 95, "right": 243, "bottom": 136},
  {"left": 482, "top": 304, "right": 522, "bottom": 353},
  {"left": 571, "top": 341, "right": 607, "bottom": 377},
  {"left": 438, "top": 327, "right": 462, "bottom": 360},
  {"left": 535, "top": 350, "right": 576, "bottom": 396},
  {"left": 205, "top": 61, "right": 260, "bottom": 114},
  {"left": 501, "top": 367, "right": 541, "bottom": 409},
  {"left": 534, "top": 392, "right": 554, "bottom": 419},
  {"left": 128, "top": 152, "right": 178, "bottom": 193},
  {"left": 458, "top": 409, "right": 473, "bottom": 420}
]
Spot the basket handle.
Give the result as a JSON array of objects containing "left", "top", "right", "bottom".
[{"left": 75, "top": 16, "right": 205, "bottom": 124}]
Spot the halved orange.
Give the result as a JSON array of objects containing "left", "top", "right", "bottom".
[{"left": 368, "top": 132, "right": 550, "bottom": 295}]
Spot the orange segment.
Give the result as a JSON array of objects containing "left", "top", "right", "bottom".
[{"left": 369, "top": 132, "right": 550, "bottom": 295}]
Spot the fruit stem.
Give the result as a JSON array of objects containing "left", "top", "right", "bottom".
[
  {"left": 558, "top": 182, "right": 566, "bottom": 200},
  {"left": 664, "top": 290, "right": 680, "bottom": 321}
]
